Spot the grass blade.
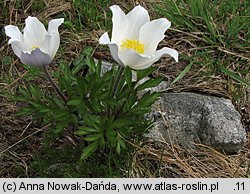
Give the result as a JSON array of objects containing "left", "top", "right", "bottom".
[
  {"left": 171, "top": 62, "right": 193, "bottom": 85},
  {"left": 219, "top": 66, "right": 250, "bottom": 87}
]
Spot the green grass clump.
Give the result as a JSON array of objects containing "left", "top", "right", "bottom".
[
  {"left": 32, "top": 143, "right": 133, "bottom": 177},
  {"left": 155, "top": 0, "right": 250, "bottom": 87},
  {"left": 70, "top": 0, "right": 112, "bottom": 31}
]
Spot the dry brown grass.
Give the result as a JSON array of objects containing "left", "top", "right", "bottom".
[{"left": 129, "top": 139, "right": 250, "bottom": 178}]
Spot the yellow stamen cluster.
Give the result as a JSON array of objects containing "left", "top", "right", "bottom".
[
  {"left": 120, "top": 39, "right": 145, "bottom": 54},
  {"left": 31, "top": 45, "right": 38, "bottom": 50}
]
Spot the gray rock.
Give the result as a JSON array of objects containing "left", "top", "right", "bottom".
[
  {"left": 147, "top": 92, "right": 246, "bottom": 153},
  {"left": 97, "top": 59, "right": 113, "bottom": 75}
]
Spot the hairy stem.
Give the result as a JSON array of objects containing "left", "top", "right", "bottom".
[
  {"left": 111, "top": 65, "right": 125, "bottom": 98},
  {"left": 107, "top": 65, "right": 125, "bottom": 117},
  {"left": 42, "top": 66, "right": 68, "bottom": 106}
]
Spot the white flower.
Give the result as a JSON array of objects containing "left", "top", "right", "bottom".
[
  {"left": 4, "top": 16, "right": 64, "bottom": 67},
  {"left": 99, "top": 5, "right": 178, "bottom": 70}
]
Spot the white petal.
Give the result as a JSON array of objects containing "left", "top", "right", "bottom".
[
  {"left": 23, "top": 16, "right": 47, "bottom": 48},
  {"left": 135, "top": 47, "right": 178, "bottom": 69},
  {"left": 9, "top": 40, "right": 29, "bottom": 58},
  {"left": 126, "top": 5, "right": 150, "bottom": 39},
  {"left": 99, "top": 32, "right": 111, "bottom": 44},
  {"left": 110, "top": 5, "right": 128, "bottom": 45},
  {"left": 40, "top": 33, "right": 60, "bottom": 59},
  {"left": 119, "top": 49, "right": 150, "bottom": 70},
  {"left": 49, "top": 33, "right": 60, "bottom": 59},
  {"left": 39, "top": 18, "right": 63, "bottom": 59},
  {"left": 99, "top": 32, "right": 123, "bottom": 65},
  {"left": 4, "top": 25, "right": 23, "bottom": 44},
  {"left": 119, "top": 47, "right": 178, "bottom": 70},
  {"left": 45, "top": 33, "right": 60, "bottom": 59},
  {"left": 108, "top": 43, "right": 123, "bottom": 65},
  {"left": 48, "top": 18, "right": 64, "bottom": 34},
  {"left": 139, "top": 18, "right": 171, "bottom": 55},
  {"left": 39, "top": 35, "right": 52, "bottom": 56},
  {"left": 20, "top": 48, "right": 52, "bottom": 67},
  {"left": 159, "top": 47, "right": 179, "bottom": 62}
]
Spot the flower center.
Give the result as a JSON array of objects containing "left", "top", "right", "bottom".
[
  {"left": 31, "top": 45, "right": 39, "bottom": 50},
  {"left": 120, "top": 39, "right": 145, "bottom": 54}
]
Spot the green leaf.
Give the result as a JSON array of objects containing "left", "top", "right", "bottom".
[
  {"left": 136, "top": 92, "right": 161, "bottom": 108},
  {"left": 30, "top": 85, "right": 41, "bottom": 99},
  {"left": 83, "top": 115, "right": 102, "bottom": 130},
  {"left": 80, "top": 141, "right": 99, "bottom": 160},
  {"left": 54, "top": 111, "right": 70, "bottom": 121},
  {"left": 30, "top": 102, "right": 45, "bottom": 110},
  {"left": 23, "top": 64, "right": 41, "bottom": 78},
  {"left": 13, "top": 96, "right": 26, "bottom": 102},
  {"left": 109, "top": 118, "right": 134, "bottom": 130},
  {"left": 124, "top": 66, "right": 132, "bottom": 88},
  {"left": 86, "top": 74, "right": 96, "bottom": 93},
  {"left": 96, "top": 59, "right": 102, "bottom": 76},
  {"left": 76, "top": 131, "right": 90, "bottom": 139},
  {"left": 82, "top": 46, "right": 94, "bottom": 56},
  {"left": 137, "top": 66, "right": 157, "bottom": 81},
  {"left": 54, "top": 122, "right": 68, "bottom": 134},
  {"left": 16, "top": 107, "right": 34, "bottom": 116},
  {"left": 77, "top": 77, "right": 87, "bottom": 96},
  {"left": 171, "top": 62, "right": 193, "bottom": 85},
  {"left": 51, "top": 97, "right": 64, "bottom": 109},
  {"left": 91, "top": 79, "right": 108, "bottom": 97},
  {"left": 72, "top": 61, "right": 85, "bottom": 75},
  {"left": 137, "top": 77, "right": 163, "bottom": 91},
  {"left": 72, "top": 54, "right": 85, "bottom": 75},
  {"left": 118, "top": 138, "right": 127, "bottom": 149},
  {"left": 117, "top": 82, "right": 136, "bottom": 100},
  {"left": 219, "top": 66, "right": 250, "bottom": 87},
  {"left": 71, "top": 113, "right": 79, "bottom": 125},
  {"left": 45, "top": 96, "right": 56, "bottom": 108},
  {"left": 86, "top": 56, "right": 96, "bottom": 73},
  {"left": 2, "top": 56, "right": 13, "bottom": 65},
  {"left": 80, "top": 126, "right": 99, "bottom": 132},
  {"left": 38, "top": 108, "right": 50, "bottom": 113},
  {"left": 84, "top": 133, "right": 102, "bottom": 142},
  {"left": 131, "top": 107, "right": 149, "bottom": 115},
  {"left": 126, "top": 90, "right": 137, "bottom": 109},
  {"left": 67, "top": 98, "right": 82, "bottom": 106},
  {"left": 107, "top": 128, "right": 117, "bottom": 147},
  {"left": 74, "top": 127, "right": 98, "bottom": 135},
  {"left": 105, "top": 98, "right": 118, "bottom": 107},
  {"left": 90, "top": 100, "right": 102, "bottom": 112},
  {"left": 63, "top": 20, "right": 74, "bottom": 29},
  {"left": 116, "top": 143, "right": 121, "bottom": 155},
  {"left": 19, "top": 86, "right": 29, "bottom": 98}
]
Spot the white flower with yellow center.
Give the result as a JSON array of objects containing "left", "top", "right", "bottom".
[
  {"left": 99, "top": 5, "right": 178, "bottom": 70},
  {"left": 4, "top": 16, "right": 64, "bottom": 67}
]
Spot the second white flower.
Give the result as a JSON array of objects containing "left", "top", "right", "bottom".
[{"left": 5, "top": 16, "right": 64, "bottom": 67}]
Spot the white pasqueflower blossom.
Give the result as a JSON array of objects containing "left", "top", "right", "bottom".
[
  {"left": 4, "top": 16, "right": 64, "bottom": 67},
  {"left": 99, "top": 5, "right": 178, "bottom": 70}
]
